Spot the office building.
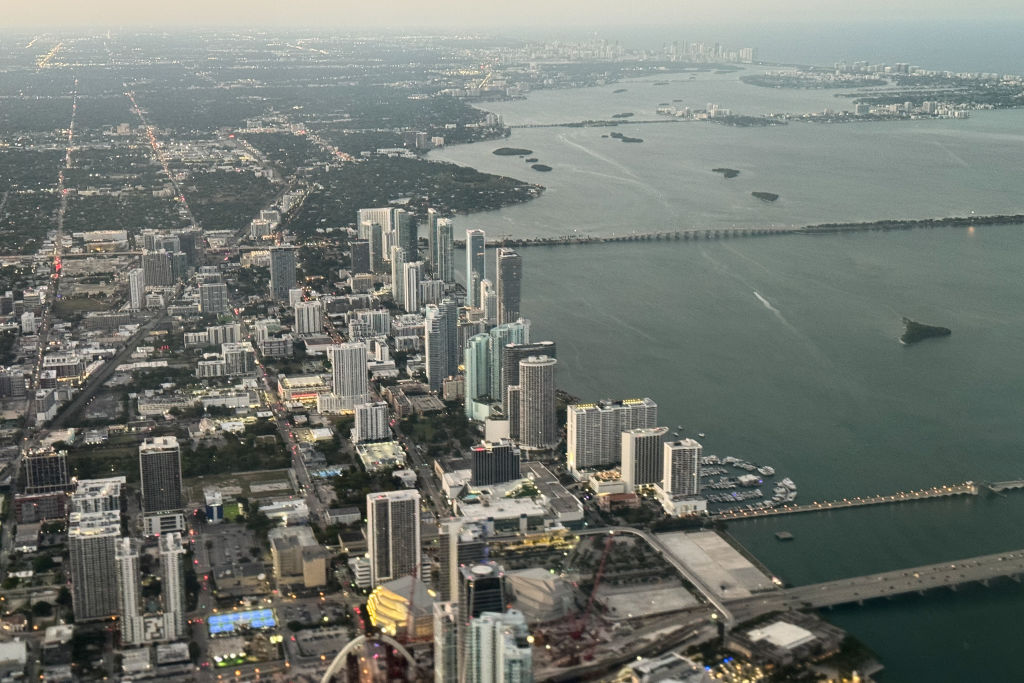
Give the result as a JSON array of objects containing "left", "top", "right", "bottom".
[
  {"left": 517, "top": 356, "right": 557, "bottom": 451},
  {"left": 403, "top": 261, "right": 423, "bottom": 313},
  {"left": 349, "top": 239, "right": 371, "bottom": 274},
  {"left": 116, "top": 538, "right": 145, "bottom": 644},
  {"left": 269, "top": 246, "right": 297, "bottom": 301},
  {"left": 470, "top": 439, "right": 521, "bottom": 486},
  {"left": 664, "top": 439, "right": 701, "bottom": 497},
  {"left": 467, "top": 610, "right": 533, "bottom": 683},
  {"left": 367, "top": 490, "right": 422, "bottom": 587},
  {"left": 621, "top": 426, "right": 669, "bottom": 488},
  {"left": 139, "top": 436, "right": 184, "bottom": 535},
  {"left": 128, "top": 268, "right": 145, "bottom": 310},
  {"left": 394, "top": 209, "right": 417, "bottom": 260},
  {"left": 458, "top": 561, "right": 508, "bottom": 682},
  {"left": 391, "top": 246, "right": 406, "bottom": 307},
  {"left": 328, "top": 342, "right": 369, "bottom": 411},
  {"left": 68, "top": 511, "right": 121, "bottom": 620},
  {"left": 495, "top": 248, "right": 522, "bottom": 325},
  {"left": 567, "top": 398, "right": 658, "bottom": 474},
  {"left": 464, "top": 333, "right": 491, "bottom": 419},
  {"left": 160, "top": 532, "right": 187, "bottom": 639},
  {"left": 198, "top": 282, "right": 229, "bottom": 315},
  {"left": 294, "top": 300, "right": 322, "bottom": 335},
  {"left": 360, "top": 222, "right": 385, "bottom": 273},
  {"left": 353, "top": 402, "right": 390, "bottom": 443},
  {"left": 465, "top": 229, "right": 486, "bottom": 307},
  {"left": 500, "top": 340, "right": 554, "bottom": 412},
  {"left": 24, "top": 450, "right": 69, "bottom": 494},
  {"left": 437, "top": 520, "right": 488, "bottom": 602}
]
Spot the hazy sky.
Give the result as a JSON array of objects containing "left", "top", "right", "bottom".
[{"left": 6, "top": 0, "right": 1024, "bottom": 29}]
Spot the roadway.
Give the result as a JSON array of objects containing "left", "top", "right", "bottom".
[{"left": 725, "top": 547, "right": 1024, "bottom": 622}]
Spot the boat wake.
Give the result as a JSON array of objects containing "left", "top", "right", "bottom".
[{"left": 753, "top": 290, "right": 796, "bottom": 332}]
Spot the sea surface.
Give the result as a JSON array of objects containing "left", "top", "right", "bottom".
[{"left": 436, "top": 71, "right": 1024, "bottom": 682}]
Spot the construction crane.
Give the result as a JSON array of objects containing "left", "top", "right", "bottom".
[{"left": 570, "top": 532, "right": 615, "bottom": 642}]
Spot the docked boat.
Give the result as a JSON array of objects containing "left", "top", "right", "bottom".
[
  {"left": 757, "top": 466, "right": 775, "bottom": 476},
  {"left": 781, "top": 477, "right": 797, "bottom": 491}
]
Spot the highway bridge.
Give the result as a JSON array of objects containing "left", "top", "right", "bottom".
[{"left": 725, "top": 547, "right": 1024, "bottom": 623}]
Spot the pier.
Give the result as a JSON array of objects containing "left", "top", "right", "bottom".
[
  {"left": 714, "top": 482, "right": 980, "bottom": 521},
  {"left": 987, "top": 479, "right": 1024, "bottom": 493}
]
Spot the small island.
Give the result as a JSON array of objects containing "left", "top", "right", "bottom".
[
  {"left": 610, "top": 132, "right": 644, "bottom": 143},
  {"left": 752, "top": 191, "right": 779, "bottom": 202},
  {"left": 611, "top": 112, "right": 635, "bottom": 118},
  {"left": 493, "top": 147, "right": 533, "bottom": 156},
  {"left": 613, "top": 88, "right": 628, "bottom": 94},
  {"left": 525, "top": 157, "right": 538, "bottom": 163},
  {"left": 713, "top": 168, "right": 741, "bottom": 179},
  {"left": 900, "top": 318, "right": 952, "bottom": 345},
  {"left": 531, "top": 164, "right": 553, "bottom": 172}
]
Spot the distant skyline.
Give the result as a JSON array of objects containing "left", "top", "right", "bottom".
[{"left": 5, "top": 1, "right": 1024, "bottom": 29}]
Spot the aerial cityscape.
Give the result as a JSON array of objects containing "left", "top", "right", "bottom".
[{"left": 0, "top": 10, "right": 1023, "bottom": 683}]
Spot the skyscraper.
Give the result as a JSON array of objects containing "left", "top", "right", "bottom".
[
  {"left": 425, "top": 299, "right": 457, "bottom": 392},
  {"left": 198, "top": 282, "right": 229, "bottom": 315},
  {"left": 403, "top": 261, "right": 423, "bottom": 313},
  {"left": 142, "top": 250, "right": 174, "bottom": 287},
  {"left": 116, "top": 537, "right": 145, "bottom": 644},
  {"left": 621, "top": 426, "right": 669, "bottom": 488},
  {"left": 391, "top": 245, "right": 406, "bottom": 307},
  {"left": 567, "top": 398, "right": 658, "bottom": 474},
  {"left": 68, "top": 510, "right": 121, "bottom": 620},
  {"left": 293, "top": 300, "right": 322, "bottom": 336},
  {"left": 349, "top": 239, "right": 371, "bottom": 274},
  {"left": 470, "top": 439, "right": 521, "bottom": 486},
  {"left": 488, "top": 320, "right": 530, "bottom": 407},
  {"left": 479, "top": 279, "right": 497, "bottom": 326},
  {"left": 160, "top": 532, "right": 187, "bottom": 640},
  {"left": 269, "top": 246, "right": 297, "bottom": 301},
  {"left": 359, "top": 222, "right": 385, "bottom": 273},
  {"left": 328, "top": 342, "right": 369, "bottom": 411},
  {"left": 433, "top": 601, "right": 459, "bottom": 683},
  {"left": 465, "top": 229, "right": 486, "bottom": 307},
  {"left": 458, "top": 561, "right": 508, "bottom": 682},
  {"left": 501, "top": 340, "right": 554, "bottom": 412},
  {"left": 663, "top": 439, "right": 702, "bottom": 497},
  {"left": 139, "top": 436, "right": 184, "bottom": 535},
  {"left": 429, "top": 214, "right": 455, "bottom": 284},
  {"left": 466, "top": 610, "right": 533, "bottom": 683},
  {"left": 353, "top": 402, "right": 390, "bottom": 443},
  {"left": 128, "top": 268, "right": 145, "bottom": 310},
  {"left": 464, "top": 333, "right": 491, "bottom": 419},
  {"left": 367, "top": 490, "right": 421, "bottom": 587},
  {"left": 394, "top": 209, "right": 417, "bottom": 261},
  {"left": 517, "top": 356, "right": 558, "bottom": 451},
  {"left": 495, "top": 248, "right": 522, "bottom": 325}
]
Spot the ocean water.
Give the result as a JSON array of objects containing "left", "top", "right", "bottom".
[{"left": 438, "top": 70, "right": 1024, "bottom": 682}]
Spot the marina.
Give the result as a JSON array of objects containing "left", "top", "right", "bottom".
[{"left": 700, "top": 455, "right": 797, "bottom": 510}]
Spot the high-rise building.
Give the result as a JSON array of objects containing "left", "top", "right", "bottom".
[
  {"left": 467, "top": 610, "right": 533, "bottom": 683},
  {"left": 500, "top": 340, "right": 554, "bottom": 412},
  {"left": 139, "top": 436, "right": 184, "bottom": 535},
  {"left": 464, "top": 333, "right": 491, "bottom": 419},
  {"left": 160, "top": 532, "right": 187, "bottom": 640},
  {"left": 359, "top": 221, "right": 385, "bottom": 274},
  {"left": 293, "top": 300, "right": 322, "bottom": 335},
  {"left": 24, "top": 450, "right": 69, "bottom": 494},
  {"left": 128, "top": 268, "right": 145, "bottom": 310},
  {"left": 391, "top": 246, "right": 406, "bottom": 307},
  {"left": 663, "top": 439, "right": 701, "bottom": 497},
  {"left": 394, "top": 209, "right": 417, "bottom": 261},
  {"left": 437, "top": 520, "right": 487, "bottom": 602},
  {"left": 428, "top": 213, "right": 455, "bottom": 284},
  {"left": 116, "top": 537, "right": 145, "bottom": 644},
  {"left": 349, "top": 239, "right": 371, "bottom": 274},
  {"left": 495, "top": 248, "right": 522, "bottom": 325},
  {"left": 198, "top": 282, "right": 229, "bottom": 315},
  {"left": 479, "top": 279, "right": 497, "bottom": 326},
  {"left": 403, "top": 261, "right": 423, "bottom": 314},
  {"left": 433, "top": 601, "right": 459, "bottom": 683},
  {"left": 68, "top": 510, "right": 121, "bottom": 620},
  {"left": 465, "top": 229, "right": 486, "bottom": 307},
  {"left": 367, "top": 490, "right": 421, "bottom": 587},
  {"left": 142, "top": 250, "right": 174, "bottom": 287},
  {"left": 488, "top": 321, "right": 530, "bottom": 407},
  {"left": 470, "top": 439, "right": 521, "bottom": 486},
  {"left": 328, "top": 342, "right": 369, "bottom": 411},
  {"left": 458, "top": 561, "right": 508, "bottom": 682},
  {"left": 425, "top": 299, "right": 457, "bottom": 391},
  {"left": 506, "top": 386, "right": 521, "bottom": 441},
  {"left": 269, "top": 247, "right": 297, "bottom": 301},
  {"left": 621, "top": 426, "right": 669, "bottom": 488},
  {"left": 517, "top": 356, "right": 557, "bottom": 451},
  {"left": 353, "top": 402, "right": 390, "bottom": 443},
  {"left": 567, "top": 398, "right": 658, "bottom": 474}
]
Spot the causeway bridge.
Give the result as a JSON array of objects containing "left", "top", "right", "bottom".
[
  {"left": 714, "top": 482, "right": 980, "bottom": 521},
  {"left": 725, "top": 547, "right": 1024, "bottom": 622}
]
